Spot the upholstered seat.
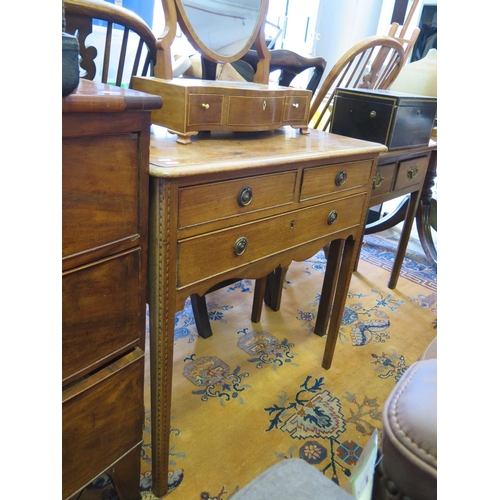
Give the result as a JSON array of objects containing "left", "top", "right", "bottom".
[{"left": 372, "top": 339, "right": 437, "bottom": 500}]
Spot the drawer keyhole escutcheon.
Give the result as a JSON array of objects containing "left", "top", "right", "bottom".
[
  {"left": 237, "top": 186, "right": 253, "bottom": 207},
  {"left": 201, "top": 103, "right": 210, "bottom": 109},
  {"left": 290, "top": 220, "right": 295, "bottom": 229},
  {"left": 335, "top": 170, "right": 347, "bottom": 186},
  {"left": 373, "top": 172, "right": 385, "bottom": 189},
  {"left": 327, "top": 210, "right": 338, "bottom": 225},
  {"left": 234, "top": 237, "right": 248, "bottom": 256},
  {"left": 407, "top": 165, "right": 420, "bottom": 179},
  {"left": 262, "top": 100, "right": 267, "bottom": 111}
]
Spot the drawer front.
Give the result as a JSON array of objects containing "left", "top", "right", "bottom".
[
  {"left": 394, "top": 155, "right": 428, "bottom": 191},
  {"left": 62, "top": 133, "right": 140, "bottom": 259},
  {"left": 283, "top": 95, "right": 310, "bottom": 122},
  {"left": 62, "top": 349, "right": 144, "bottom": 499},
  {"left": 62, "top": 249, "right": 142, "bottom": 384},
  {"left": 372, "top": 162, "right": 396, "bottom": 196},
  {"left": 178, "top": 171, "right": 297, "bottom": 229},
  {"left": 300, "top": 159, "right": 374, "bottom": 201},
  {"left": 178, "top": 193, "right": 366, "bottom": 287},
  {"left": 188, "top": 93, "right": 224, "bottom": 125},
  {"left": 227, "top": 96, "right": 285, "bottom": 126}
]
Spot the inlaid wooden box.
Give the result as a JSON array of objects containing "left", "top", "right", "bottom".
[{"left": 330, "top": 88, "right": 437, "bottom": 151}]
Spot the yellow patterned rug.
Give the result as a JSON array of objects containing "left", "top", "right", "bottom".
[{"left": 84, "top": 234, "right": 437, "bottom": 499}]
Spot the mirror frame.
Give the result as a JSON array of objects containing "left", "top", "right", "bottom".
[{"left": 157, "top": 0, "right": 271, "bottom": 82}]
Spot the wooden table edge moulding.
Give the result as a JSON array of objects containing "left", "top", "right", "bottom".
[{"left": 146, "top": 125, "right": 386, "bottom": 496}]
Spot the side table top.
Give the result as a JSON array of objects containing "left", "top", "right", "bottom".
[
  {"left": 62, "top": 79, "right": 163, "bottom": 113},
  {"left": 149, "top": 126, "right": 388, "bottom": 179}
]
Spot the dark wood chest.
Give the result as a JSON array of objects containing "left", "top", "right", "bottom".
[{"left": 330, "top": 88, "right": 437, "bottom": 151}]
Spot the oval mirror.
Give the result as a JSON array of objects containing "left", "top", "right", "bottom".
[{"left": 175, "top": 0, "right": 267, "bottom": 62}]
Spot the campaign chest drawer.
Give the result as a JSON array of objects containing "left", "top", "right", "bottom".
[
  {"left": 62, "top": 133, "right": 141, "bottom": 260},
  {"left": 62, "top": 248, "right": 142, "bottom": 385},
  {"left": 178, "top": 171, "right": 297, "bottom": 229},
  {"left": 177, "top": 193, "right": 366, "bottom": 288},
  {"left": 62, "top": 348, "right": 144, "bottom": 500},
  {"left": 300, "top": 159, "right": 374, "bottom": 201},
  {"left": 330, "top": 88, "right": 437, "bottom": 151}
]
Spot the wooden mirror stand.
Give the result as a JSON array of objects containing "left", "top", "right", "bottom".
[{"left": 131, "top": 0, "right": 312, "bottom": 144}]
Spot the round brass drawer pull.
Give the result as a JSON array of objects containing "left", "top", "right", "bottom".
[
  {"left": 237, "top": 186, "right": 253, "bottom": 207},
  {"left": 233, "top": 237, "right": 248, "bottom": 256},
  {"left": 373, "top": 171, "right": 385, "bottom": 188},
  {"left": 327, "top": 210, "right": 338, "bottom": 225},
  {"left": 201, "top": 103, "right": 210, "bottom": 109},
  {"left": 335, "top": 170, "right": 347, "bottom": 186}
]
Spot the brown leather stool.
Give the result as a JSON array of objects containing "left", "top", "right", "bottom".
[{"left": 372, "top": 339, "right": 437, "bottom": 500}]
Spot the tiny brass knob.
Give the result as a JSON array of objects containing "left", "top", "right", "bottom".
[
  {"left": 233, "top": 237, "right": 248, "bottom": 256},
  {"left": 327, "top": 210, "right": 338, "bottom": 225},
  {"left": 201, "top": 103, "right": 210, "bottom": 109},
  {"left": 373, "top": 171, "right": 385, "bottom": 189},
  {"left": 335, "top": 170, "right": 347, "bottom": 186},
  {"left": 370, "top": 110, "right": 377, "bottom": 118},
  {"left": 292, "top": 103, "right": 299, "bottom": 108},
  {"left": 237, "top": 186, "right": 253, "bottom": 207},
  {"left": 407, "top": 164, "right": 420, "bottom": 179}
]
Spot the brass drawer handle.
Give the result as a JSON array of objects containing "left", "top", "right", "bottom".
[
  {"left": 237, "top": 186, "right": 253, "bottom": 207},
  {"left": 335, "top": 170, "right": 347, "bottom": 186},
  {"left": 327, "top": 210, "right": 338, "bottom": 225},
  {"left": 373, "top": 171, "right": 385, "bottom": 189},
  {"left": 234, "top": 237, "right": 248, "bottom": 256},
  {"left": 201, "top": 103, "right": 210, "bottom": 109},
  {"left": 407, "top": 164, "right": 420, "bottom": 179}
]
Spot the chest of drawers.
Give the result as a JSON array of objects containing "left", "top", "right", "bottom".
[
  {"left": 62, "top": 80, "right": 162, "bottom": 500},
  {"left": 146, "top": 126, "right": 386, "bottom": 496}
]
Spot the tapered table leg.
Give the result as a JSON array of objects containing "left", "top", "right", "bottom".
[{"left": 322, "top": 237, "right": 357, "bottom": 370}]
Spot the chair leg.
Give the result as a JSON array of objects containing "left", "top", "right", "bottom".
[{"left": 190, "top": 293, "right": 213, "bottom": 338}]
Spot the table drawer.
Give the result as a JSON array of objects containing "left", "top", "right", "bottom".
[
  {"left": 62, "top": 248, "right": 142, "bottom": 384},
  {"left": 179, "top": 171, "right": 297, "bottom": 229},
  {"left": 372, "top": 162, "right": 396, "bottom": 196},
  {"left": 300, "top": 159, "right": 374, "bottom": 201},
  {"left": 227, "top": 96, "right": 285, "bottom": 126},
  {"left": 62, "top": 133, "right": 140, "bottom": 259},
  {"left": 284, "top": 95, "right": 310, "bottom": 122},
  {"left": 394, "top": 155, "right": 428, "bottom": 191},
  {"left": 188, "top": 93, "right": 224, "bottom": 126},
  {"left": 177, "top": 193, "right": 366, "bottom": 287},
  {"left": 62, "top": 348, "right": 144, "bottom": 499}
]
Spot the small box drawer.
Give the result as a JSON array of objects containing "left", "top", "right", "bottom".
[
  {"left": 62, "top": 248, "right": 142, "bottom": 384},
  {"left": 178, "top": 171, "right": 297, "bottom": 229},
  {"left": 300, "top": 159, "right": 374, "bottom": 201},
  {"left": 188, "top": 93, "right": 223, "bottom": 125},
  {"left": 394, "top": 155, "right": 428, "bottom": 191},
  {"left": 62, "top": 348, "right": 144, "bottom": 499},
  {"left": 283, "top": 95, "right": 310, "bottom": 122},
  {"left": 177, "top": 193, "right": 366, "bottom": 287},
  {"left": 372, "top": 162, "right": 396, "bottom": 195},
  {"left": 227, "top": 96, "right": 285, "bottom": 126},
  {"left": 62, "top": 133, "right": 140, "bottom": 259}
]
